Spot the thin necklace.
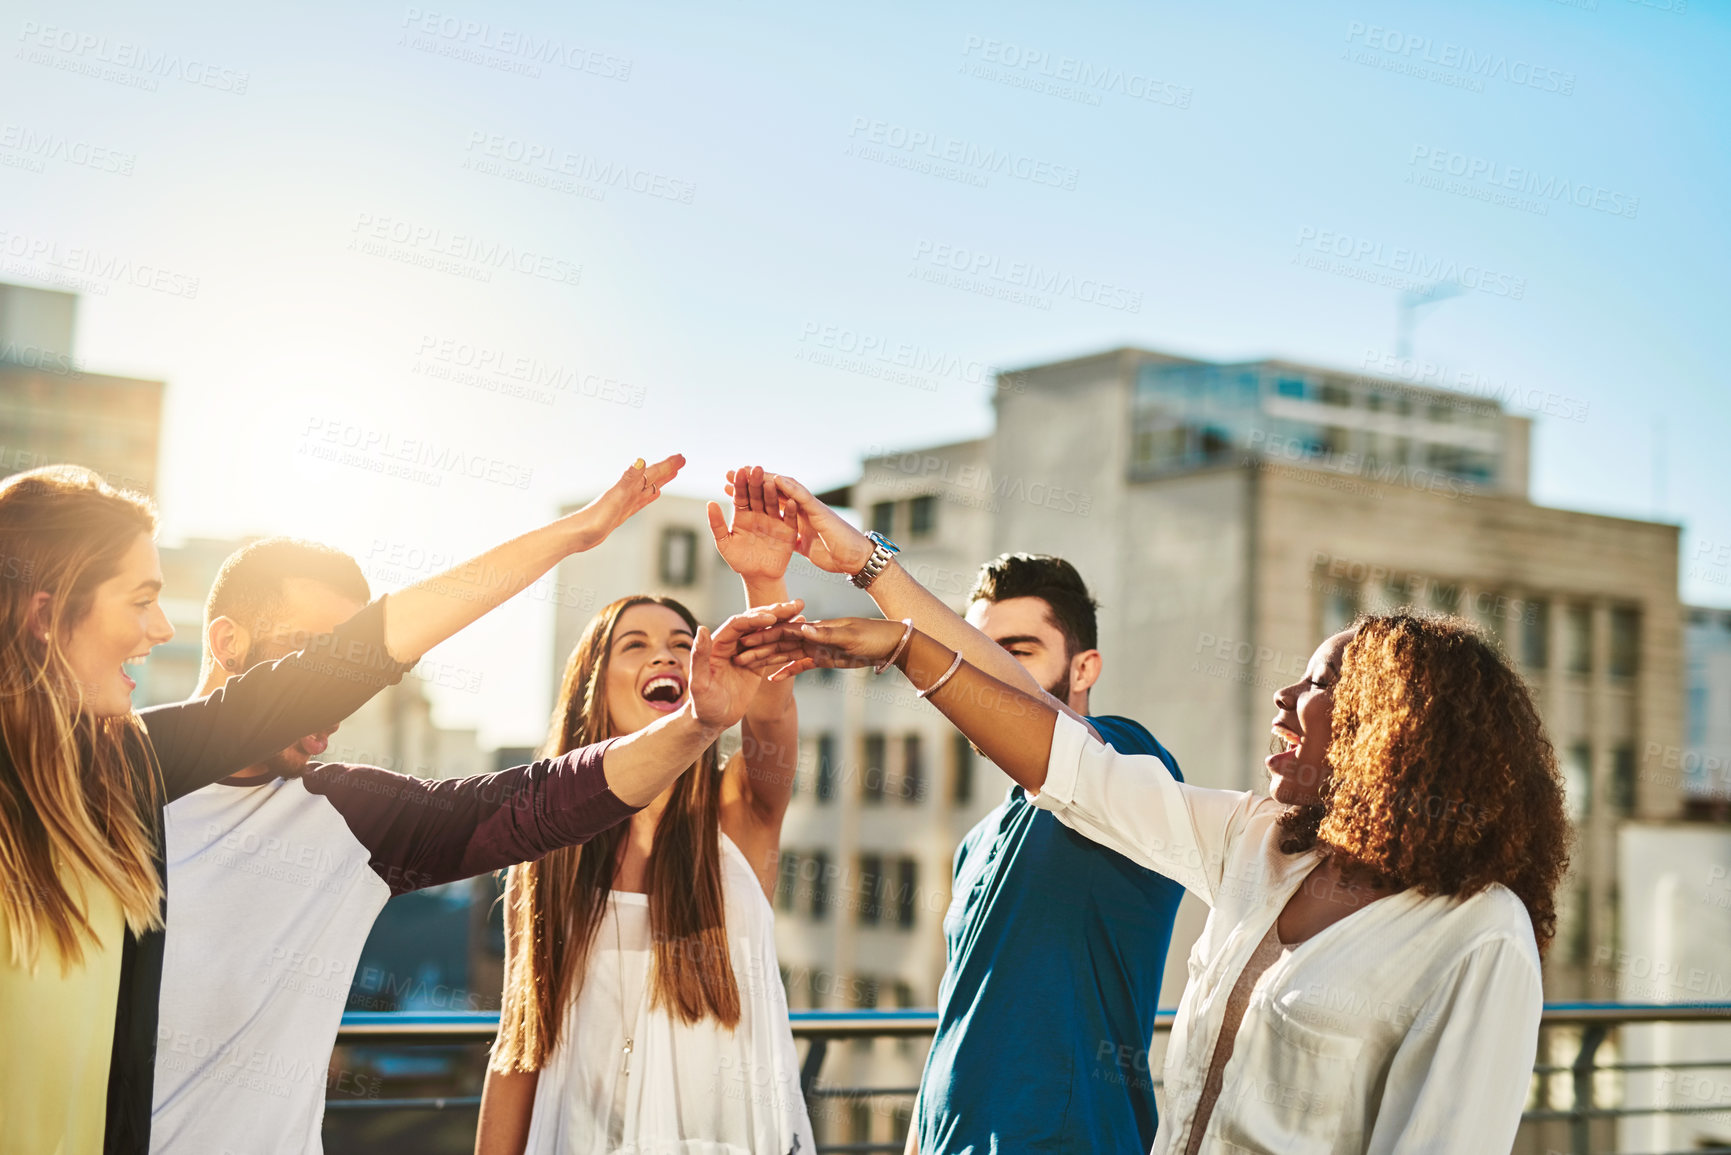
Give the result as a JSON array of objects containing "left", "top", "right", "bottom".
[{"left": 613, "top": 894, "right": 634, "bottom": 1074}]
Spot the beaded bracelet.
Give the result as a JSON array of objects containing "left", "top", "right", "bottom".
[
  {"left": 874, "top": 618, "right": 915, "bottom": 674},
  {"left": 917, "top": 650, "right": 965, "bottom": 700}
]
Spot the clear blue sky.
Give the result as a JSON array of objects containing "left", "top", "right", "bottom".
[{"left": 4, "top": 0, "right": 1725, "bottom": 745}]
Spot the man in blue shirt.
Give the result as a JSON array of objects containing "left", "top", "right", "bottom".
[
  {"left": 754, "top": 474, "right": 1185, "bottom": 1155},
  {"left": 911, "top": 553, "right": 1183, "bottom": 1155}
]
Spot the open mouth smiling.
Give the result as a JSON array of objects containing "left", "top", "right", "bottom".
[
  {"left": 640, "top": 673, "right": 686, "bottom": 712},
  {"left": 1266, "top": 721, "right": 1303, "bottom": 769},
  {"left": 121, "top": 653, "right": 149, "bottom": 690}
]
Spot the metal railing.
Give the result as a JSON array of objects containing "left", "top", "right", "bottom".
[{"left": 327, "top": 1004, "right": 1731, "bottom": 1155}]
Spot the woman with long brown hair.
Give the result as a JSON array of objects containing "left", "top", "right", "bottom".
[
  {"left": 742, "top": 609, "right": 1571, "bottom": 1155},
  {"left": 0, "top": 455, "right": 686, "bottom": 1155},
  {"left": 477, "top": 468, "right": 813, "bottom": 1155}
]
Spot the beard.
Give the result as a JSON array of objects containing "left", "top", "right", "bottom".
[{"left": 1043, "top": 667, "right": 1072, "bottom": 708}]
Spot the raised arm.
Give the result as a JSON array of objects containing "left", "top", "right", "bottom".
[
  {"left": 738, "top": 619, "right": 1257, "bottom": 900},
  {"left": 304, "top": 604, "right": 805, "bottom": 894},
  {"left": 381, "top": 454, "right": 683, "bottom": 662},
  {"left": 141, "top": 599, "right": 412, "bottom": 799},
  {"left": 141, "top": 456, "right": 684, "bottom": 800},
  {"left": 753, "top": 471, "right": 1090, "bottom": 729},
  {"left": 708, "top": 465, "right": 800, "bottom": 823}
]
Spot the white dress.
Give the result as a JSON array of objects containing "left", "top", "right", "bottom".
[{"left": 524, "top": 834, "right": 815, "bottom": 1155}]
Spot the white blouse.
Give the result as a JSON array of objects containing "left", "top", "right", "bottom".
[
  {"left": 523, "top": 834, "right": 815, "bottom": 1155},
  {"left": 1032, "top": 713, "right": 1544, "bottom": 1155}
]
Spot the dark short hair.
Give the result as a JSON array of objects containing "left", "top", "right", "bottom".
[
  {"left": 206, "top": 538, "right": 370, "bottom": 638},
  {"left": 967, "top": 553, "right": 1098, "bottom": 656}
]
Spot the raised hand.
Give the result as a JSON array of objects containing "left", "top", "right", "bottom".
[
  {"left": 727, "top": 471, "right": 874, "bottom": 578},
  {"left": 689, "top": 600, "right": 806, "bottom": 730},
  {"left": 734, "top": 616, "right": 911, "bottom": 682},
  {"left": 707, "top": 465, "right": 797, "bottom": 587},
  {"left": 564, "top": 454, "right": 686, "bottom": 553}
]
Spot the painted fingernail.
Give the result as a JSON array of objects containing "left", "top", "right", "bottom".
[{"left": 633, "top": 457, "right": 646, "bottom": 469}]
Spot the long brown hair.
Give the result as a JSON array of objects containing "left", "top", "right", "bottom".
[
  {"left": 1303, "top": 612, "right": 1571, "bottom": 954},
  {"left": 0, "top": 465, "right": 162, "bottom": 972},
  {"left": 492, "top": 596, "right": 739, "bottom": 1071}
]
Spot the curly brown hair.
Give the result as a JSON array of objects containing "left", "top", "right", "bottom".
[{"left": 1306, "top": 611, "right": 1571, "bottom": 955}]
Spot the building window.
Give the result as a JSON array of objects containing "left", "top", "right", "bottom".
[
  {"left": 1609, "top": 744, "right": 1636, "bottom": 816},
  {"left": 870, "top": 501, "right": 895, "bottom": 537},
  {"left": 858, "top": 853, "right": 883, "bottom": 926},
  {"left": 909, "top": 494, "right": 937, "bottom": 538},
  {"left": 895, "top": 858, "right": 918, "bottom": 929},
  {"left": 1521, "top": 598, "right": 1550, "bottom": 671},
  {"left": 1563, "top": 884, "right": 1590, "bottom": 967},
  {"left": 810, "top": 851, "right": 830, "bottom": 921},
  {"left": 1565, "top": 604, "right": 1593, "bottom": 675},
  {"left": 816, "top": 733, "right": 836, "bottom": 803},
  {"left": 862, "top": 733, "right": 887, "bottom": 804},
  {"left": 902, "top": 734, "right": 925, "bottom": 804},
  {"left": 1319, "top": 381, "right": 1352, "bottom": 406},
  {"left": 776, "top": 851, "right": 799, "bottom": 912},
  {"left": 1563, "top": 743, "right": 1592, "bottom": 821},
  {"left": 952, "top": 733, "right": 974, "bottom": 805},
  {"left": 657, "top": 526, "right": 699, "bottom": 586},
  {"left": 1609, "top": 608, "right": 1640, "bottom": 679},
  {"left": 1322, "top": 581, "right": 1360, "bottom": 637}
]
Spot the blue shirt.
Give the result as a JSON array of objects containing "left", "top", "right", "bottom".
[{"left": 916, "top": 715, "right": 1185, "bottom": 1155}]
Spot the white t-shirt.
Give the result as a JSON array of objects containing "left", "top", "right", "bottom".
[{"left": 150, "top": 744, "right": 630, "bottom": 1155}]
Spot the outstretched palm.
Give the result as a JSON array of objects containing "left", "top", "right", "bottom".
[
  {"left": 567, "top": 454, "right": 685, "bottom": 552},
  {"left": 709, "top": 464, "right": 796, "bottom": 584}
]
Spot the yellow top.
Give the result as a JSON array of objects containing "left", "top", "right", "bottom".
[{"left": 0, "top": 864, "right": 123, "bottom": 1155}]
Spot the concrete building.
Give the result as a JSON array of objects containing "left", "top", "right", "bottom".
[
  {"left": 1682, "top": 606, "right": 1731, "bottom": 817},
  {"left": 0, "top": 282, "right": 163, "bottom": 494}
]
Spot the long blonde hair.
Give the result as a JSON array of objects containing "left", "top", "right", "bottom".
[
  {"left": 491, "top": 596, "right": 740, "bottom": 1072},
  {"left": 0, "top": 466, "right": 163, "bottom": 972}
]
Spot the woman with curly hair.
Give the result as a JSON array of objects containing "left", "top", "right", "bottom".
[{"left": 739, "top": 610, "right": 1570, "bottom": 1155}]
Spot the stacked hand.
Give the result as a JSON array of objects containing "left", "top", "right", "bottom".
[
  {"left": 708, "top": 465, "right": 797, "bottom": 585},
  {"left": 565, "top": 454, "right": 686, "bottom": 552},
  {"left": 724, "top": 470, "right": 875, "bottom": 577},
  {"left": 689, "top": 600, "right": 807, "bottom": 729},
  {"left": 733, "top": 616, "right": 910, "bottom": 683}
]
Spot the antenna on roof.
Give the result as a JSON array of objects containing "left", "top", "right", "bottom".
[{"left": 1395, "top": 282, "right": 1466, "bottom": 359}]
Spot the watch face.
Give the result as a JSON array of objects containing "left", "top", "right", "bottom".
[{"left": 871, "top": 531, "right": 901, "bottom": 554}]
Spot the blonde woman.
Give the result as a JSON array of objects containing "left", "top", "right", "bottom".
[
  {"left": 477, "top": 467, "right": 813, "bottom": 1155},
  {"left": 0, "top": 457, "right": 682, "bottom": 1154}
]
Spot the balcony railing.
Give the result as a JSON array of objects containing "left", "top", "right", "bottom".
[{"left": 326, "top": 1003, "right": 1731, "bottom": 1155}]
